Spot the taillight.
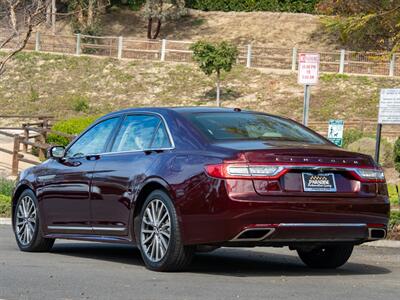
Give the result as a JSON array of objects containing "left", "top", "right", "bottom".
[
  {"left": 350, "top": 168, "right": 385, "bottom": 183},
  {"left": 204, "top": 163, "right": 288, "bottom": 180}
]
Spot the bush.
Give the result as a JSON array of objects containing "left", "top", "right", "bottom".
[
  {"left": 0, "top": 194, "right": 11, "bottom": 217},
  {"left": 388, "top": 184, "right": 399, "bottom": 206},
  {"left": 347, "top": 137, "right": 394, "bottom": 168},
  {"left": 390, "top": 211, "right": 400, "bottom": 230},
  {"left": 394, "top": 137, "right": 400, "bottom": 174},
  {"left": 71, "top": 96, "right": 90, "bottom": 113},
  {"left": 0, "top": 178, "right": 14, "bottom": 197},
  {"left": 185, "top": 0, "right": 318, "bottom": 13},
  {"left": 46, "top": 116, "right": 98, "bottom": 147},
  {"left": 343, "top": 128, "right": 365, "bottom": 148}
]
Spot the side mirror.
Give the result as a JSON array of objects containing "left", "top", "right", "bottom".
[{"left": 47, "top": 146, "right": 65, "bottom": 159}]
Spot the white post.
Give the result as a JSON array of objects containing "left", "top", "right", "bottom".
[
  {"left": 339, "top": 49, "right": 346, "bottom": 74},
  {"left": 160, "top": 39, "right": 167, "bottom": 61},
  {"left": 389, "top": 54, "right": 396, "bottom": 77},
  {"left": 246, "top": 44, "right": 252, "bottom": 68},
  {"left": 35, "top": 32, "right": 41, "bottom": 51},
  {"left": 76, "top": 33, "right": 81, "bottom": 56},
  {"left": 117, "top": 36, "right": 123, "bottom": 59},
  {"left": 291, "top": 47, "right": 297, "bottom": 71}
]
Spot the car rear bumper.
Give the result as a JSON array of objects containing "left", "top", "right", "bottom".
[
  {"left": 229, "top": 223, "right": 386, "bottom": 244},
  {"left": 179, "top": 183, "right": 390, "bottom": 246}
]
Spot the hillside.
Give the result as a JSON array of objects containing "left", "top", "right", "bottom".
[
  {"left": 1, "top": 51, "right": 399, "bottom": 123},
  {"left": 54, "top": 8, "right": 334, "bottom": 49}
]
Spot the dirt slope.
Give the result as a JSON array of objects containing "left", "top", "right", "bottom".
[{"left": 55, "top": 8, "right": 333, "bottom": 49}]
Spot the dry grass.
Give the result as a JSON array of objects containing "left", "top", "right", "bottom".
[{"left": 1, "top": 51, "right": 400, "bottom": 124}]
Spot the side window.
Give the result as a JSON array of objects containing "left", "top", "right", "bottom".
[
  {"left": 65, "top": 117, "right": 119, "bottom": 158},
  {"left": 151, "top": 123, "right": 172, "bottom": 149},
  {"left": 111, "top": 115, "right": 171, "bottom": 152}
]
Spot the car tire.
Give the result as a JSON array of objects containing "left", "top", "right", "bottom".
[
  {"left": 297, "top": 245, "right": 354, "bottom": 269},
  {"left": 13, "top": 189, "right": 55, "bottom": 252},
  {"left": 136, "top": 190, "right": 194, "bottom": 272}
]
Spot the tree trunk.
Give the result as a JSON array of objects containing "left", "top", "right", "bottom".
[
  {"left": 147, "top": 17, "right": 153, "bottom": 39},
  {"left": 216, "top": 70, "right": 221, "bottom": 107},
  {"left": 152, "top": 18, "right": 162, "bottom": 39},
  {"left": 87, "top": 0, "right": 95, "bottom": 27}
]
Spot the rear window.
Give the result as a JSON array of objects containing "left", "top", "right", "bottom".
[{"left": 185, "top": 112, "right": 326, "bottom": 144}]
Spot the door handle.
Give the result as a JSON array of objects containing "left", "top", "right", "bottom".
[{"left": 86, "top": 154, "right": 101, "bottom": 161}]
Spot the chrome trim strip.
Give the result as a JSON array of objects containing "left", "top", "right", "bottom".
[
  {"left": 279, "top": 223, "right": 367, "bottom": 227},
  {"left": 231, "top": 228, "right": 276, "bottom": 242},
  {"left": 48, "top": 226, "right": 92, "bottom": 231},
  {"left": 48, "top": 226, "right": 126, "bottom": 232},
  {"left": 92, "top": 227, "right": 126, "bottom": 232}
]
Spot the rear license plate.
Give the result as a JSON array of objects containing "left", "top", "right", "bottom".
[{"left": 302, "top": 173, "right": 337, "bottom": 192}]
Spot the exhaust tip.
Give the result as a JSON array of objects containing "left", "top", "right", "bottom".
[
  {"left": 232, "top": 228, "right": 275, "bottom": 242},
  {"left": 368, "top": 228, "right": 386, "bottom": 240}
]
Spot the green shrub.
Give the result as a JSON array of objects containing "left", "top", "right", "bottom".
[
  {"left": 347, "top": 137, "right": 394, "bottom": 168},
  {"left": 343, "top": 128, "right": 365, "bottom": 148},
  {"left": 388, "top": 184, "right": 399, "bottom": 206},
  {"left": 394, "top": 137, "right": 400, "bottom": 174},
  {"left": 185, "top": 0, "right": 318, "bottom": 13},
  {"left": 390, "top": 211, "right": 400, "bottom": 230},
  {"left": 0, "top": 178, "right": 14, "bottom": 197},
  {"left": 71, "top": 96, "right": 90, "bottom": 113},
  {"left": 0, "top": 194, "right": 11, "bottom": 217},
  {"left": 46, "top": 116, "right": 98, "bottom": 147}
]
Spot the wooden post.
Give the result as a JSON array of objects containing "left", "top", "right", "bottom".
[
  {"left": 22, "top": 124, "right": 28, "bottom": 153},
  {"left": 12, "top": 135, "right": 20, "bottom": 176},
  {"left": 38, "top": 120, "right": 47, "bottom": 161}
]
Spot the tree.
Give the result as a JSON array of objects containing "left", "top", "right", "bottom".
[
  {"left": 191, "top": 41, "right": 238, "bottom": 107},
  {"left": 0, "top": 0, "right": 51, "bottom": 76},
  {"left": 144, "top": 0, "right": 186, "bottom": 39},
  {"left": 317, "top": 0, "right": 400, "bottom": 52},
  {"left": 63, "top": 0, "right": 109, "bottom": 34}
]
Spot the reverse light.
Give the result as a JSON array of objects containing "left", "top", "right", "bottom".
[
  {"left": 352, "top": 168, "right": 385, "bottom": 183},
  {"left": 205, "top": 164, "right": 287, "bottom": 180}
]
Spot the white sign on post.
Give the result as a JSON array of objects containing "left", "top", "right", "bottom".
[
  {"left": 298, "top": 53, "right": 320, "bottom": 85},
  {"left": 378, "top": 89, "right": 400, "bottom": 124}
]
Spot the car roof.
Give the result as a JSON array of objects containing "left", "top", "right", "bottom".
[{"left": 99, "top": 106, "right": 266, "bottom": 120}]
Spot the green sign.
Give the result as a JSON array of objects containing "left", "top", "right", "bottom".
[{"left": 327, "top": 120, "right": 344, "bottom": 147}]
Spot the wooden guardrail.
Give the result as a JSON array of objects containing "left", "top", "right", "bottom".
[{"left": 0, "top": 115, "right": 75, "bottom": 175}]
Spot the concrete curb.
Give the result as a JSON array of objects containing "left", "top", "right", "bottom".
[
  {"left": 364, "top": 240, "right": 400, "bottom": 248},
  {"left": 0, "top": 218, "right": 11, "bottom": 225}
]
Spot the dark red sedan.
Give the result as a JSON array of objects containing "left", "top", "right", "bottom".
[{"left": 12, "top": 107, "right": 389, "bottom": 271}]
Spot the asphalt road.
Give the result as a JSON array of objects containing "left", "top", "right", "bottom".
[{"left": 1, "top": 225, "right": 399, "bottom": 300}]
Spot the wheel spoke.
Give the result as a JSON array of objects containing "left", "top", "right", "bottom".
[
  {"left": 16, "top": 196, "right": 37, "bottom": 246},
  {"left": 141, "top": 198, "right": 171, "bottom": 262}
]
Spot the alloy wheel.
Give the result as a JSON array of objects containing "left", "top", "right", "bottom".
[
  {"left": 16, "top": 196, "right": 37, "bottom": 246},
  {"left": 140, "top": 199, "right": 171, "bottom": 262}
]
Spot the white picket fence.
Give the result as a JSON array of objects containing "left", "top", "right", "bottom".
[{"left": 2, "top": 30, "right": 399, "bottom": 77}]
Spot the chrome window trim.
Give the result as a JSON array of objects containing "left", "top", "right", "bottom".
[{"left": 62, "top": 111, "right": 176, "bottom": 159}]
